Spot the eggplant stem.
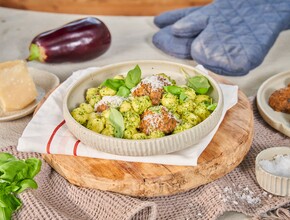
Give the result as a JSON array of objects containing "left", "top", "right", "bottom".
[{"left": 27, "top": 44, "right": 46, "bottom": 62}]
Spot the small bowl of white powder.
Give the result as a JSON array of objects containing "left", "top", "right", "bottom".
[{"left": 255, "top": 146, "right": 290, "bottom": 196}]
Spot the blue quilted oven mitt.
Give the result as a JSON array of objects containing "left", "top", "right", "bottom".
[{"left": 153, "top": 0, "right": 290, "bottom": 76}]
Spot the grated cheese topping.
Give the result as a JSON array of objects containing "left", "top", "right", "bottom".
[
  {"left": 131, "top": 75, "right": 172, "bottom": 93},
  {"left": 94, "top": 96, "right": 126, "bottom": 111},
  {"left": 142, "top": 106, "right": 176, "bottom": 133}
]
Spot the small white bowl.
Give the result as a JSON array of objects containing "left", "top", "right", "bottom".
[
  {"left": 63, "top": 60, "right": 224, "bottom": 156},
  {"left": 255, "top": 146, "right": 290, "bottom": 196}
]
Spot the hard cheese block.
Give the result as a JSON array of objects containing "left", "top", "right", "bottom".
[{"left": 0, "top": 60, "right": 37, "bottom": 112}]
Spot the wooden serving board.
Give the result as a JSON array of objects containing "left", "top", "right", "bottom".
[{"left": 40, "top": 75, "right": 254, "bottom": 197}]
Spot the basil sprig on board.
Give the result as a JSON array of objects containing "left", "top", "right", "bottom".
[
  {"left": 109, "top": 108, "right": 125, "bottom": 138},
  {"left": 101, "top": 65, "right": 141, "bottom": 97},
  {"left": 0, "top": 153, "right": 41, "bottom": 220}
]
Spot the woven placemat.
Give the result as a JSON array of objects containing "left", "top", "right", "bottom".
[{"left": 4, "top": 97, "right": 289, "bottom": 220}]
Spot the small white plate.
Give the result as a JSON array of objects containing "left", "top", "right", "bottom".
[
  {"left": 0, "top": 67, "right": 59, "bottom": 122},
  {"left": 257, "top": 71, "right": 290, "bottom": 137}
]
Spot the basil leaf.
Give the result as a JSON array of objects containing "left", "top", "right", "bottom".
[
  {"left": 109, "top": 108, "right": 125, "bottom": 138},
  {"left": 3, "top": 194, "right": 21, "bottom": 211},
  {"left": 0, "top": 153, "right": 41, "bottom": 220},
  {"left": 179, "top": 91, "right": 187, "bottom": 102},
  {"left": 101, "top": 79, "right": 125, "bottom": 91},
  {"left": 187, "top": 75, "right": 211, "bottom": 94},
  {"left": 163, "top": 85, "right": 183, "bottom": 95},
  {"left": 116, "top": 86, "right": 130, "bottom": 97},
  {"left": 125, "top": 65, "right": 141, "bottom": 89},
  {"left": 25, "top": 158, "right": 42, "bottom": 179},
  {"left": 0, "top": 153, "right": 15, "bottom": 164},
  {"left": 207, "top": 103, "right": 217, "bottom": 111},
  {"left": 4, "top": 184, "right": 20, "bottom": 194},
  {"left": 16, "top": 179, "right": 38, "bottom": 194},
  {"left": 0, "top": 206, "right": 13, "bottom": 220},
  {"left": 0, "top": 161, "right": 27, "bottom": 182}
]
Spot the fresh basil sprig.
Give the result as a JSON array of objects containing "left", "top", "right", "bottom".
[
  {"left": 125, "top": 65, "right": 141, "bottom": 89},
  {"left": 163, "top": 85, "right": 188, "bottom": 102},
  {"left": 179, "top": 91, "right": 187, "bottom": 102},
  {"left": 116, "top": 86, "right": 130, "bottom": 97},
  {"left": 109, "top": 108, "right": 125, "bottom": 138},
  {"left": 187, "top": 75, "right": 211, "bottom": 94},
  {"left": 181, "top": 67, "right": 211, "bottom": 94},
  {"left": 100, "top": 65, "right": 141, "bottom": 97},
  {"left": 0, "top": 153, "right": 41, "bottom": 220},
  {"left": 163, "top": 85, "right": 183, "bottom": 95},
  {"left": 101, "top": 79, "right": 125, "bottom": 91}
]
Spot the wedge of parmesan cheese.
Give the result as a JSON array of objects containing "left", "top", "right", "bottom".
[{"left": 0, "top": 60, "right": 37, "bottom": 112}]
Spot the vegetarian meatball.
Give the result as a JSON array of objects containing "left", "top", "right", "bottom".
[
  {"left": 132, "top": 75, "right": 172, "bottom": 105},
  {"left": 140, "top": 106, "right": 178, "bottom": 135},
  {"left": 269, "top": 84, "right": 290, "bottom": 113}
]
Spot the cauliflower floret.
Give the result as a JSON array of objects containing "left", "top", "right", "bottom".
[
  {"left": 99, "top": 87, "right": 117, "bottom": 97},
  {"left": 132, "top": 133, "right": 148, "bottom": 140},
  {"left": 119, "top": 100, "right": 132, "bottom": 113},
  {"left": 176, "top": 99, "right": 196, "bottom": 115},
  {"left": 123, "top": 110, "right": 140, "bottom": 129},
  {"left": 101, "top": 109, "right": 110, "bottom": 119},
  {"left": 123, "top": 127, "right": 138, "bottom": 139},
  {"left": 88, "top": 94, "right": 102, "bottom": 107},
  {"left": 149, "top": 130, "right": 165, "bottom": 139},
  {"left": 131, "top": 96, "right": 152, "bottom": 114},
  {"left": 182, "top": 112, "right": 201, "bottom": 126},
  {"left": 86, "top": 117, "right": 105, "bottom": 133},
  {"left": 86, "top": 88, "right": 100, "bottom": 102},
  {"left": 173, "top": 122, "right": 193, "bottom": 134},
  {"left": 184, "top": 87, "right": 196, "bottom": 101},
  {"left": 71, "top": 107, "right": 89, "bottom": 125},
  {"left": 79, "top": 103, "right": 94, "bottom": 114},
  {"left": 101, "top": 124, "right": 115, "bottom": 137},
  {"left": 194, "top": 95, "right": 211, "bottom": 104},
  {"left": 194, "top": 103, "right": 211, "bottom": 121},
  {"left": 161, "top": 93, "right": 179, "bottom": 112}
]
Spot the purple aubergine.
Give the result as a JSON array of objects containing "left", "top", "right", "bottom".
[{"left": 27, "top": 17, "right": 111, "bottom": 63}]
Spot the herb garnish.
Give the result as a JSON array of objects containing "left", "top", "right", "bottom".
[
  {"left": 109, "top": 108, "right": 125, "bottom": 138},
  {"left": 125, "top": 65, "right": 141, "bottom": 89},
  {"left": 101, "top": 65, "right": 141, "bottom": 97},
  {"left": 0, "top": 153, "right": 41, "bottom": 220},
  {"left": 181, "top": 68, "right": 211, "bottom": 94},
  {"left": 163, "top": 85, "right": 188, "bottom": 103}
]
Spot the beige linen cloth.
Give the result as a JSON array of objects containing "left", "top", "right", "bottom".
[{"left": 0, "top": 98, "right": 289, "bottom": 220}]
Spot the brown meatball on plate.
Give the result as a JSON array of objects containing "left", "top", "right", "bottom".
[{"left": 257, "top": 70, "right": 290, "bottom": 137}]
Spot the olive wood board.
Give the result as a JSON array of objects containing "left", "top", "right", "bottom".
[{"left": 39, "top": 74, "right": 254, "bottom": 197}]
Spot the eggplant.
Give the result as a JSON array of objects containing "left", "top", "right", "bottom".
[{"left": 28, "top": 17, "right": 111, "bottom": 63}]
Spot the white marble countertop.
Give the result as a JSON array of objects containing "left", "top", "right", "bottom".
[{"left": 0, "top": 6, "right": 290, "bottom": 220}]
